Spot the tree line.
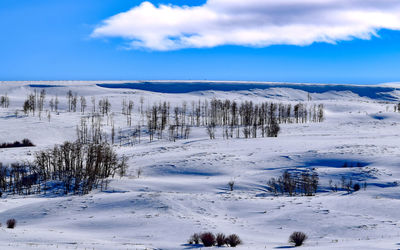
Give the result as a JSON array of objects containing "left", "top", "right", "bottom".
[
  {"left": 19, "top": 89, "right": 325, "bottom": 143},
  {"left": 138, "top": 99, "right": 324, "bottom": 141},
  {"left": 88, "top": 97, "right": 325, "bottom": 144}
]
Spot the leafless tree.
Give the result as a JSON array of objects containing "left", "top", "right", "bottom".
[{"left": 80, "top": 96, "right": 87, "bottom": 113}]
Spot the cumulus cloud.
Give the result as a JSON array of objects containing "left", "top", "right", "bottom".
[{"left": 92, "top": 0, "right": 400, "bottom": 50}]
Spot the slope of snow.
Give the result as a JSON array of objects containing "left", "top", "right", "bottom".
[{"left": 0, "top": 81, "right": 400, "bottom": 249}]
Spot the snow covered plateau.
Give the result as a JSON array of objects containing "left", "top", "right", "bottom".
[{"left": 1, "top": 81, "right": 400, "bottom": 249}]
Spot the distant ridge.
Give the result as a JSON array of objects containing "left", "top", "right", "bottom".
[
  {"left": 96, "top": 81, "right": 399, "bottom": 101},
  {"left": 1, "top": 80, "right": 399, "bottom": 101}
]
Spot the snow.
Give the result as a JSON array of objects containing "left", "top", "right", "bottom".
[{"left": 1, "top": 81, "right": 400, "bottom": 249}]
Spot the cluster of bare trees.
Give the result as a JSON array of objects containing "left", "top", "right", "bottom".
[
  {"left": 121, "top": 98, "right": 134, "bottom": 126},
  {"left": 0, "top": 141, "right": 127, "bottom": 196},
  {"left": 145, "top": 102, "right": 191, "bottom": 142},
  {"left": 76, "top": 114, "right": 107, "bottom": 145},
  {"left": 141, "top": 99, "right": 324, "bottom": 140},
  {"left": 22, "top": 89, "right": 52, "bottom": 120},
  {"left": 0, "top": 94, "right": 9, "bottom": 108},
  {"left": 22, "top": 90, "right": 104, "bottom": 122},
  {"left": 116, "top": 100, "right": 187, "bottom": 144},
  {"left": 267, "top": 170, "right": 319, "bottom": 196},
  {"left": 49, "top": 96, "right": 59, "bottom": 112},
  {"left": 22, "top": 93, "right": 35, "bottom": 114},
  {"left": 66, "top": 91, "right": 91, "bottom": 114},
  {"left": 0, "top": 162, "right": 38, "bottom": 195},
  {"left": 205, "top": 99, "right": 283, "bottom": 139},
  {"left": 329, "top": 176, "right": 365, "bottom": 193},
  {"left": 25, "top": 90, "right": 87, "bottom": 115},
  {"left": 187, "top": 99, "right": 324, "bottom": 127},
  {"left": 23, "top": 89, "right": 46, "bottom": 115},
  {"left": 66, "top": 90, "right": 78, "bottom": 112},
  {"left": 52, "top": 91, "right": 109, "bottom": 116},
  {"left": 98, "top": 97, "right": 112, "bottom": 116},
  {"left": 35, "top": 141, "right": 127, "bottom": 194}
]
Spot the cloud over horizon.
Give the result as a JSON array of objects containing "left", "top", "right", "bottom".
[{"left": 92, "top": 0, "right": 400, "bottom": 51}]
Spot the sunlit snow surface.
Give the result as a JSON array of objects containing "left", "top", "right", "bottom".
[{"left": 1, "top": 81, "right": 400, "bottom": 249}]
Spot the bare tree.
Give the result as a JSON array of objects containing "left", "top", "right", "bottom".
[
  {"left": 80, "top": 96, "right": 87, "bottom": 113},
  {"left": 66, "top": 90, "right": 73, "bottom": 112},
  {"left": 0, "top": 94, "right": 10, "bottom": 108}
]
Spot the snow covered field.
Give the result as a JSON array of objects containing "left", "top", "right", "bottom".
[{"left": 1, "top": 81, "right": 400, "bottom": 249}]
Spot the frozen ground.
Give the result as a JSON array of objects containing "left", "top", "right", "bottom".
[{"left": 1, "top": 81, "right": 400, "bottom": 249}]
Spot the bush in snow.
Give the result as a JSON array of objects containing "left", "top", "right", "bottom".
[
  {"left": 353, "top": 183, "right": 360, "bottom": 192},
  {"left": 200, "top": 232, "right": 216, "bottom": 247},
  {"left": 188, "top": 232, "right": 241, "bottom": 247},
  {"left": 266, "top": 116, "right": 280, "bottom": 137},
  {"left": 188, "top": 233, "right": 200, "bottom": 245},
  {"left": 6, "top": 219, "right": 16, "bottom": 229},
  {"left": 216, "top": 233, "right": 226, "bottom": 247},
  {"left": 289, "top": 231, "right": 307, "bottom": 247},
  {"left": 226, "top": 234, "right": 242, "bottom": 247},
  {"left": 228, "top": 180, "right": 235, "bottom": 191}
]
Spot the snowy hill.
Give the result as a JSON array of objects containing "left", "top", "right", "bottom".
[{"left": 0, "top": 81, "right": 400, "bottom": 249}]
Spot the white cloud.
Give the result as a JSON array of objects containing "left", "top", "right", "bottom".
[{"left": 92, "top": 0, "right": 400, "bottom": 50}]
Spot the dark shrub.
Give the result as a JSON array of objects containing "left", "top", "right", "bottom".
[
  {"left": 22, "top": 139, "right": 34, "bottom": 147},
  {"left": 228, "top": 181, "right": 235, "bottom": 191},
  {"left": 188, "top": 233, "right": 200, "bottom": 244},
  {"left": 226, "top": 234, "right": 242, "bottom": 247},
  {"left": 289, "top": 231, "right": 307, "bottom": 246},
  {"left": 353, "top": 183, "right": 360, "bottom": 192},
  {"left": 6, "top": 219, "right": 16, "bottom": 229},
  {"left": 200, "top": 232, "right": 216, "bottom": 247},
  {"left": 0, "top": 139, "right": 35, "bottom": 148},
  {"left": 216, "top": 233, "right": 226, "bottom": 247}
]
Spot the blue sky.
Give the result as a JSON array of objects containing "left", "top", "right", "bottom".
[{"left": 1, "top": 0, "right": 400, "bottom": 84}]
